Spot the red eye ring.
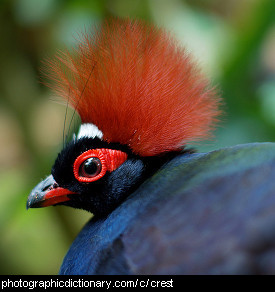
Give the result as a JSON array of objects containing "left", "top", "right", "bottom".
[
  {"left": 73, "top": 149, "right": 107, "bottom": 183},
  {"left": 73, "top": 149, "right": 128, "bottom": 183}
]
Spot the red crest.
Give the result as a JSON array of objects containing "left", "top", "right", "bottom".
[{"left": 45, "top": 18, "right": 221, "bottom": 156}]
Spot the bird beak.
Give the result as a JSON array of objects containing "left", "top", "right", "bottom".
[{"left": 26, "top": 174, "right": 76, "bottom": 209}]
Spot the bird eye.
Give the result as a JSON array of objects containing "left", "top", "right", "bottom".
[
  {"left": 79, "top": 157, "right": 102, "bottom": 178},
  {"left": 73, "top": 148, "right": 127, "bottom": 183}
]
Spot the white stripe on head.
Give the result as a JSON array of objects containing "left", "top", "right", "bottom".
[{"left": 77, "top": 123, "right": 103, "bottom": 140}]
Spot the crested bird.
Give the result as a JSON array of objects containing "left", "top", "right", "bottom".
[
  {"left": 26, "top": 18, "right": 233, "bottom": 274},
  {"left": 27, "top": 18, "right": 220, "bottom": 217}
]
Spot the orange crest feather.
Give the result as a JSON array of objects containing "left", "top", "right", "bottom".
[{"left": 46, "top": 18, "right": 221, "bottom": 156}]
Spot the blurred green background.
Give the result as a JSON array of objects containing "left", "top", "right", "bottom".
[{"left": 0, "top": 0, "right": 275, "bottom": 274}]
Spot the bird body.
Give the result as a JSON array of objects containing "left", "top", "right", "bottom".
[
  {"left": 27, "top": 18, "right": 224, "bottom": 273},
  {"left": 59, "top": 143, "right": 275, "bottom": 275}
]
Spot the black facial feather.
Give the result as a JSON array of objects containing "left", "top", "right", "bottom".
[
  {"left": 52, "top": 137, "right": 132, "bottom": 190},
  {"left": 51, "top": 136, "right": 187, "bottom": 216}
]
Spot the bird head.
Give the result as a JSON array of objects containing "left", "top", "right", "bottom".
[
  {"left": 27, "top": 18, "right": 221, "bottom": 217},
  {"left": 27, "top": 123, "right": 180, "bottom": 216}
]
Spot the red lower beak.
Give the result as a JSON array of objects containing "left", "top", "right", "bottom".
[{"left": 27, "top": 175, "right": 76, "bottom": 209}]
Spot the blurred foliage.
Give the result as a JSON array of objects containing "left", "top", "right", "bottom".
[{"left": 0, "top": 0, "right": 274, "bottom": 274}]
